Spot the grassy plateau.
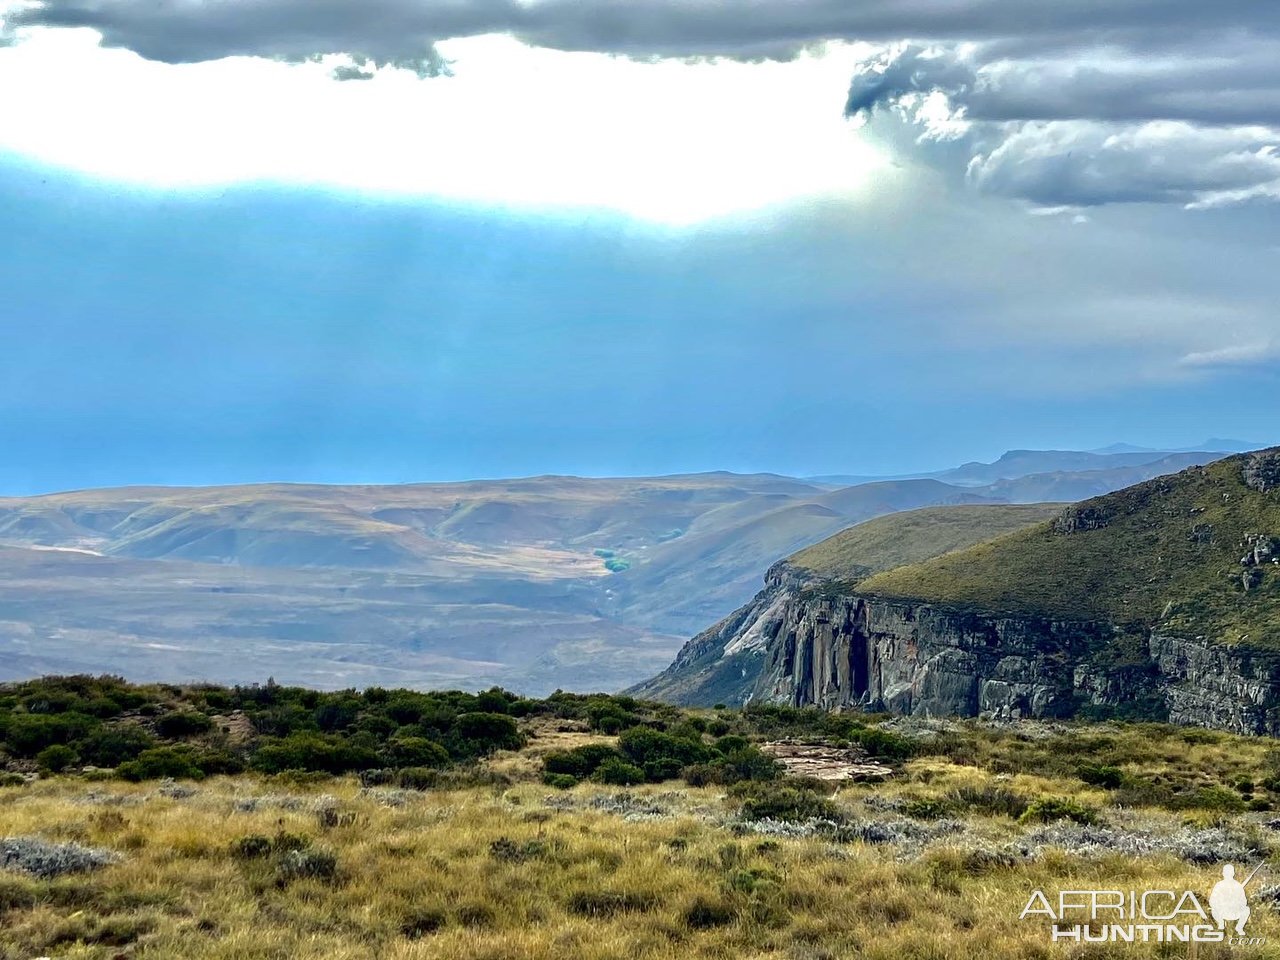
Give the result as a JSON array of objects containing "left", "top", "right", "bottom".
[
  {"left": 4, "top": 677, "right": 1280, "bottom": 958},
  {"left": 863, "top": 451, "right": 1280, "bottom": 648}
]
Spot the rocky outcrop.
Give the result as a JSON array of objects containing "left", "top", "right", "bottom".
[
  {"left": 753, "top": 593, "right": 1132, "bottom": 720},
  {"left": 637, "top": 563, "right": 1280, "bottom": 734},
  {"left": 1151, "top": 634, "right": 1280, "bottom": 735},
  {"left": 744, "top": 589, "right": 1280, "bottom": 735},
  {"left": 1243, "top": 450, "right": 1280, "bottom": 493},
  {"left": 626, "top": 561, "right": 813, "bottom": 706}
]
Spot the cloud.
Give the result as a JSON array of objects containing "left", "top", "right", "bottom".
[
  {"left": 844, "top": 34, "right": 1280, "bottom": 208},
  {"left": 1180, "top": 342, "right": 1279, "bottom": 369},
  {"left": 2, "top": 0, "right": 1275, "bottom": 65},
  {"left": 968, "top": 121, "right": 1280, "bottom": 207},
  {"left": 4, "top": 0, "right": 1278, "bottom": 210}
]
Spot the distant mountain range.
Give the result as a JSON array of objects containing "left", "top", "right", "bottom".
[
  {"left": 806, "top": 439, "right": 1258, "bottom": 487},
  {"left": 0, "top": 444, "right": 1243, "bottom": 694}
]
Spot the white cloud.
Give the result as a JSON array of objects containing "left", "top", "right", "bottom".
[
  {"left": 0, "top": 30, "right": 888, "bottom": 223},
  {"left": 1180, "top": 342, "right": 1278, "bottom": 368},
  {"left": 846, "top": 39, "right": 1280, "bottom": 209}
]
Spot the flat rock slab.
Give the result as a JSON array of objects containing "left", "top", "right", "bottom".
[{"left": 761, "top": 741, "right": 893, "bottom": 781}]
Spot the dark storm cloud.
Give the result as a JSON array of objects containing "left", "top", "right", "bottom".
[{"left": 5, "top": 0, "right": 1278, "bottom": 65}]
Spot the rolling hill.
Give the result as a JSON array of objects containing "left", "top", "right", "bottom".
[
  {"left": 0, "top": 473, "right": 997, "bottom": 693},
  {"left": 863, "top": 448, "right": 1280, "bottom": 646}
]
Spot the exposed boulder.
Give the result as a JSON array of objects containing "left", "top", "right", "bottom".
[{"left": 1243, "top": 450, "right": 1280, "bottom": 492}]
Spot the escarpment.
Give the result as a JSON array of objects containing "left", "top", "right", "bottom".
[{"left": 637, "top": 450, "right": 1280, "bottom": 735}]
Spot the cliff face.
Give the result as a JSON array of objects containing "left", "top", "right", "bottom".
[
  {"left": 634, "top": 451, "right": 1280, "bottom": 734},
  {"left": 750, "top": 591, "right": 1280, "bottom": 735},
  {"left": 627, "top": 561, "right": 811, "bottom": 706}
]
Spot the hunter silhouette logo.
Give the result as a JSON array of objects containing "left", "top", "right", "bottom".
[
  {"left": 1020, "top": 862, "right": 1268, "bottom": 945},
  {"left": 1210, "top": 863, "right": 1262, "bottom": 935}
]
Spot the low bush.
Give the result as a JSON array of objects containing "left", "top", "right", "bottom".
[
  {"left": 117, "top": 747, "right": 205, "bottom": 782},
  {"left": 1078, "top": 763, "right": 1126, "bottom": 789},
  {"left": 1019, "top": 797, "right": 1097, "bottom": 826},
  {"left": 947, "top": 784, "right": 1030, "bottom": 820},
  {"left": 155, "top": 711, "right": 213, "bottom": 739},
  {"left": 36, "top": 744, "right": 78, "bottom": 773},
  {"left": 732, "top": 782, "right": 841, "bottom": 822},
  {"left": 276, "top": 848, "right": 338, "bottom": 885},
  {"left": 593, "top": 758, "right": 646, "bottom": 786}
]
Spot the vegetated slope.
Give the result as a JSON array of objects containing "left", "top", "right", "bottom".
[
  {"left": 0, "top": 449, "right": 1242, "bottom": 696},
  {"left": 609, "top": 479, "right": 999, "bottom": 636},
  {"left": 629, "top": 502, "right": 1061, "bottom": 706},
  {"left": 787, "top": 503, "right": 1064, "bottom": 582},
  {"left": 862, "top": 449, "right": 1280, "bottom": 648}
]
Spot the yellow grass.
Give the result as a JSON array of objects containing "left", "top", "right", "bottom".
[{"left": 3, "top": 752, "right": 1278, "bottom": 960}]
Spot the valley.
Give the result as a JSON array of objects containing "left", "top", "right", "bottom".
[{"left": 0, "top": 446, "right": 1240, "bottom": 694}]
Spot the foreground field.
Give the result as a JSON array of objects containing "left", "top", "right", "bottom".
[{"left": 5, "top": 703, "right": 1280, "bottom": 958}]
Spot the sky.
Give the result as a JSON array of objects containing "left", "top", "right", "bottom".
[{"left": 0, "top": 1, "right": 1277, "bottom": 494}]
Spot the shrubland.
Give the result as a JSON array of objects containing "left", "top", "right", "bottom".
[{"left": 3, "top": 677, "right": 1280, "bottom": 958}]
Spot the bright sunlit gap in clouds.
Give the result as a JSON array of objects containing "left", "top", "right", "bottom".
[{"left": 0, "top": 28, "right": 888, "bottom": 224}]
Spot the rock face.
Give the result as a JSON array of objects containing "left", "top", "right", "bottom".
[
  {"left": 746, "top": 589, "right": 1280, "bottom": 735},
  {"left": 627, "top": 561, "right": 811, "bottom": 706},
  {"left": 756, "top": 593, "right": 1121, "bottom": 720},
  {"left": 1151, "top": 634, "right": 1280, "bottom": 734},
  {"left": 640, "top": 567, "right": 1280, "bottom": 735}
]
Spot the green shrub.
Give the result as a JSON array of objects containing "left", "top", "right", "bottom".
[
  {"left": 3, "top": 713, "right": 95, "bottom": 757},
  {"left": 850, "top": 728, "right": 915, "bottom": 761},
  {"left": 618, "top": 727, "right": 710, "bottom": 772},
  {"left": 78, "top": 726, "right": 156, "bottom": 767},
  {"left": 383, "top": 737, "right": 450, "bottom": 769},
  {"left": 732, "top": 782, "right": 840, "bottom": 822},
  {"left": 396, "top": 767, "right": 442, "bottom": 790},
  {"left": 641, "top": 757, "right": 684, "bottom": 782},
  {"left": 1174, "top": 785, "right": 1248, "bottom": 813},
  {"left": 1019, "top": 797, "right": 1097, "bottom": 826},
  {"left": 593, "top": 758, "right": 646, "bottom": 786},
  {"left": 451, "top": 713, "right": 523, "bottom": 755},
  {"left": 155, "top": 711, "right": 213, "bottom": 739},
  {"left": 36, "top": 744, "right": 78, "bottom": 773},
  {"left": 1078, "top": 763, "right": 1126, "bottom": 789},
  {"left": 947, "top": 784, "right": 1030, "bottom": 819},
  {"left": 117, "top": 747, "right": 205, "bottom": 781},
  {"left": 251, "top": 734, "right": 380, "bottom": 774},
  {"left": 902, "top": 796, "right": 953, "bottom": 820},
  {"left": 542, "top": 744, "right": 622, "bottom": 779}
]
